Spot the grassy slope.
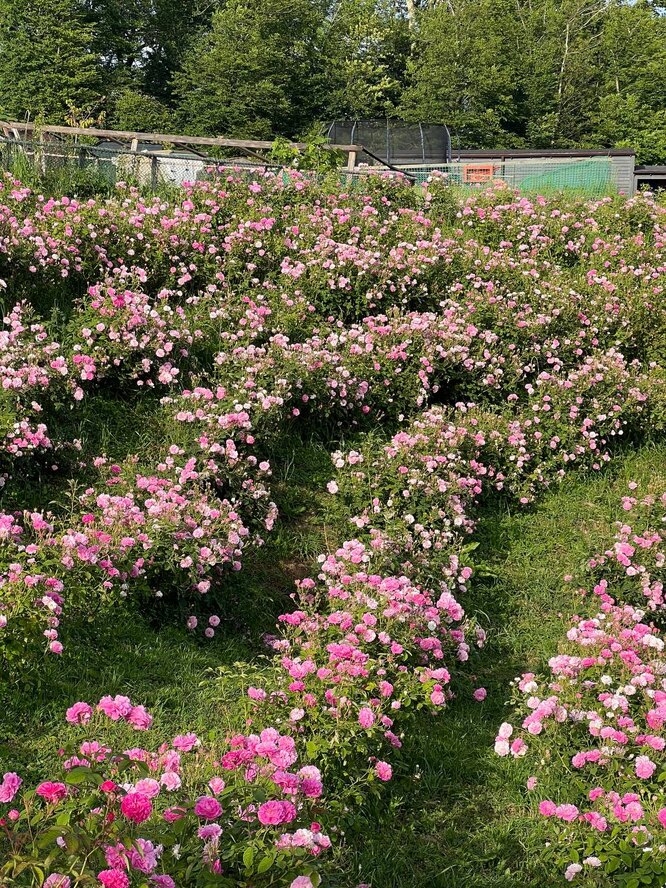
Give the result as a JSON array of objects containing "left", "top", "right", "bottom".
[{"left": 3, "top": 436, "right": 666, "bottom": 887}]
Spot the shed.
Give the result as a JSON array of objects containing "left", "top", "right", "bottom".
[{"left": 634, "top": 166, "right": 666, "bottom": 191}]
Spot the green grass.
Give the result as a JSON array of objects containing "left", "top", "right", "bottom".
[
  {"left": 2, "top": 439, "right": 666, "bottom": 887},
  {"left": 331, "top": 443, "right": 666, "bottom": 888}
]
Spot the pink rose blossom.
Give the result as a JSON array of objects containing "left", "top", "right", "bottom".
[
  {"left": 120, "top": 792, "right": 152, "bottom": 824},
  {"left": 98, "top": 871, "right": 129, "bottom": 888},
  {"left": 194, "top": 796, "right": 222, "bottom": 819},
  {"left": 0, "top": 772, "right": 21, "bottom": 803},
  {"left": 44, "top": 877, "right": 71, "bottom": 888},
  {"left": 375, "top": 761, "right": 392, "bottom": 781},
  {"left": 65, "top": 701, "right": 93, "bottom": 725},
  {"left": 35, "top": 782, "right": 67, "bottom": 804}
]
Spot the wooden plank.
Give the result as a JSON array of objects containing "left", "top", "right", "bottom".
[{"left": 0, "top": 120, "right": 362, "bottom": 154}]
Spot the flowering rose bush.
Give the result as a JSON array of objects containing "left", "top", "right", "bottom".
[
  {"left": 241, "top": 539, "right": 481, "bottom": 791},
  {"left": 0, "top": 702, "right": 330, "bottom": 887},
  {"left": 588, "top": 489, "right": 665, "bottom": 614},
  {"left": 1, "top": 172, "right": 666, "bottom": 884},
  {"left": 496, "top": 486, "right": 666, "bottom": 885}
]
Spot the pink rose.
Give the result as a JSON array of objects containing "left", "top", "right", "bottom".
[
  {"left": 120, "top": 792, "right": 152, "bottom": 824},
  {"left": 473, "top": 688, "right": 487, "bottom": 702},
  {"left": 44, "top": 877, "right": 71, "bottom": 888},
  {"left": 65, "top": 701, "right": 93, "bottom": 725},
  {"left": 127, "top": 705, "right": 152, "bottom": 730},
  {"left": 133, "top": 778, "right": 160, "bottom": 798},
  {"left": 160, "top": 771, "right": 181, "bottom": 791},
  {"left": 163, "top": 806, "right": 186, "bottom": 823},
  {"left": 194, "top": 796, "right": 222, "bottom": 819},
  {"left": 257, "top": 800, "right": 297, "bottom": 825},
  {"left": 539, "top": 800, "right": 557, "bottom": 816},
  {"left": 172, "top": 732, "right": 199, "bottom": 752},
  {"left": 128, "top": 838, "right": 161, "bottom": 874},
  {"left": 97, "top": 870, "right": 129, "bottom": 888},
  {"left": 208, "top": 777, "right": 225, "bottom": 795},
  {"left": 358, "top": 707, "right": 375, "bottom": 728},
  {"left": 98, "top": 695, "right": 132, "bottom": 721},
  {"left": 0, "top": 772, "right": 21, "bottom": 803},
  {"left": 374, "top": 761, "right": 392, "bottom": 781},
  {"left": 635, "top": 755, "right": 656, "bottom": 779},
  {"left": 555, "top": 803, "right": 579, "bottom": 822},
  {"left": 35, "top": 782, "right": 67, "bottom": 804}
]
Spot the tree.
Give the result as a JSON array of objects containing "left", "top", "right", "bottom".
[
  {"left": 174, "top": 0, "right": 327, "bottom": 138},
  {"left": 322, "top": 0, "right": 411, "bottom": 120},
  {"left": 400, "top": 0, "right": 523, "bottom": 148},
  {"left": 112, "top": 89, "right": 176, "bottom": 133},
  {"left": 0, "top": 0, "right": 100, "bottom": 122},
  {"left": 587, "top": 0, "right": 666, "bottom": 163},
  {"left": 81, "top": 0, "right": 223, "bottom": 104}
]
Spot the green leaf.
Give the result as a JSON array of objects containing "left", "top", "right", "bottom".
[
  {"left": 36, "top": 827, "right": 67, "bottom": 849},
  {"left": 256, "top": 855, "right": 274, "bottom": 874},
  {"left": 242, "top": 845, "right": 254, "bottom": 869},
  {"left": 64, "top": 766, "right": 96, "bottom": 785}
]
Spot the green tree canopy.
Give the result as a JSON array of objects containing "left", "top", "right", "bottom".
[
  {"left": 174, "top": 0, "right": 327, "bottom": 138},
  {"left": 0, "top": 0, "right": 100, "bottom": 122}
]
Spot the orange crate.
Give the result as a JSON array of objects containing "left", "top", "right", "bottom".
[{"left": 462, "top": 163, "right": 495, "bottom": 183}]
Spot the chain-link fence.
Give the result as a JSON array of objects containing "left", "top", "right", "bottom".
[
  {"left": 0, "top": 140, "right": 627, "bottom": 197},
  {"left": 396, "top": 158, "right": 617, "bottom": 193},
  {"left": 0, "top": 141, "right": 267, "bottom": 193}
]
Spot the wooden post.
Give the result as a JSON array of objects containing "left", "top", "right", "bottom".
[
  {"left": 347, "top": 150, "right": 357, "bottom": 172},
  {"left": 151, "top": 155, "right": 159, "bottom": 191}
]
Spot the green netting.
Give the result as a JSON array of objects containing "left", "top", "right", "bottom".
[
  {"left": 518, "top": 159, "right": 611, "bottom": 193},
  {"left": 397, "top": 158, "right": 615, "bottom": 194}
]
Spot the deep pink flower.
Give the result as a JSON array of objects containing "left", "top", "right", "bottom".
[
  {"left": 65, "top": 701, "right": 93, "bottom": 725},
  {"left": 163, "top": 806, "right": 186, "bottom": 822},
  {"left": 555, "top": 804, "right": 579, "bottom": 822},
  {"left": 98, "top": 695, "right": 132, "bottom": 721},
  {"left": 358, "top": 707, "right": 375, "bottom": 728},
  {"left": 127, "top": 705, "right": 152, "bottom": 730},
  {"left": 257, "top": 800, "right": 297, "bottom": 825},
  {"left": 35, "top": 782, "right": 67, "bottom": 804},
  {"left": 539, "top": 800, "right": 556, "bottom": 816},
  {"left": 374, "top": 761, "right": 392, "bottom": 781},
  {"left": 120, "top": 792, "right": 152, "bottom": 824},
  {"left": 98, "top": 870, "right": 129, "bottom": 888}
]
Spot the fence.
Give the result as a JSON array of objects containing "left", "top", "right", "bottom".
[
  {"left": 0, "top": 140, "right": 624, "bottom": 196},
  {"left": 0, "top": 140, "right": 246, "bottom": 189},
  {"left": 396, "top": 158, "right": 617, "bottom": 194}
]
